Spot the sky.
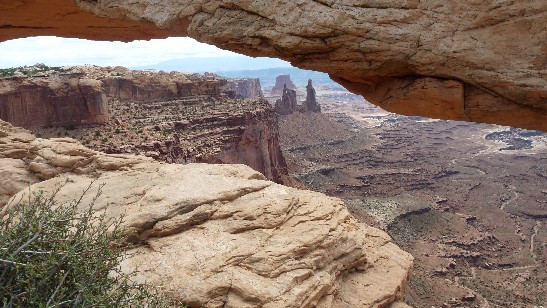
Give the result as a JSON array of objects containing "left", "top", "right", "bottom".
[{"left": 0, "top": 36, "right": 246, "bottom": 68}]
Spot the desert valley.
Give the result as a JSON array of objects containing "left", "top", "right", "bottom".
[
  {"left": 1, "top": 64, "right": 545, "bottom": 307},
  {"left": 0, "top": 1, "right": 546, "bottom": 307}
]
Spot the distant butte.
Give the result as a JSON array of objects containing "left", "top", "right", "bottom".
[{"left": 270, "top": 74, "right": 297, "bottom": 96}]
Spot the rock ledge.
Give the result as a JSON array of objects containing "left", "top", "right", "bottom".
[{"left": 1, "top": 120, "right": 413, "bottom": 307}]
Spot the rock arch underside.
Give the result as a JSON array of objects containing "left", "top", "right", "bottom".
[{"left": 1, "top": 0, "right": 546, "bottom": 131}]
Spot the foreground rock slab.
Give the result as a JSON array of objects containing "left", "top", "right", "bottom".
[{"left": 1, "top": 120, "right": 412, "bottom": 307}]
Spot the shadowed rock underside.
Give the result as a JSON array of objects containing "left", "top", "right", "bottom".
[{"left": 0, "top": 0, "right": 545, "bottom": 131}]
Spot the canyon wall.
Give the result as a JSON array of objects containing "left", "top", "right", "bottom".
[
  {"left": 0, "top": 74, "right": 109, "bottom": 128},
  {"left": 0, "top": 120, "right": 413, "bottom": 307},
  {"left": 222, "top": 78, "right": 263, "bottom": 100},
  {"left": 270, "top": 74, "right": 298, "bottom": 96},
  {"left": 0, "top": 1, "right": 545, "bottom": 131},
  {"left": 202, "top": 107, "right": 290, "bottom": 184},
  {"left": 0, "top": 66, "right": 289, "bottom": 184},
  {"left": 98, "top": 69, "right": 223, "bottom": 101}
]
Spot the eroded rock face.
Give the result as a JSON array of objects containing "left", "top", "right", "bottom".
[
  {"left": 0, "top": 66, "right": 289, "bottom": 183},
  {"left": 0, "top": 0, "right": 544, "bottom": 131},
  {"left": 271, "top": 74, "right": 298, "bottom": 96},
  {"left": 203, "top": 107, "right": 293, "bottom": 185},
  {"left": 274, "top": 80, "right": 322, "bottom": 115},
  {"left": 0, "top": 120, "right": 413, "bottom": 307},
  {"left": 302, "top": 79, "right": 321, "bottom": 113},
  {"left": 274, "top": 84, "right": 298, "bottom": 115},
  {"left": 0, "top": 73, "right": 109, "bottom": 128},
  {"left": 222, "top": 78, "right": 263, "bottom": 100}
]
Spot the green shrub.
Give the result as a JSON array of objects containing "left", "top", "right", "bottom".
[{"left": 0, "top": 185, "right": 175, "bottom": 307}]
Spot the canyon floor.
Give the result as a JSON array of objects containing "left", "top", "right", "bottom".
[
  {"left": 35, "top": 96, "right": 264, "bottom": 161},
  {"left": 24, "top": 80, "right": 546, "bottom": 307},
  {"left": 279, "top": 94, "right": 546, "bottom": 307}
]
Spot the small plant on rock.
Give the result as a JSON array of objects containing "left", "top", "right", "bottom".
[{"left": 0, "top": 184, "right": 176, "bottom": 307}]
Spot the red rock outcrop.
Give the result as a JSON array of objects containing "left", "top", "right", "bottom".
[
  {"left": 302, "top": 79, "right": 321, "bottom": 113},
  {"left": 0, "top": 0, "right": 544, "bottom": 131},
  {"left": 270, "top": 74, "right": 297, "bottom": 96},
  {"left": 222, "top": 78, "right": 263, "bottom": 100},
  {"left": 274, "top": 84, "right": 298, "bottom": 115},
  {"left": 203, "top": 107, "right": 291, "bottom": 184},
  {"left": 274, "top": 80, "right": 321, "bottom": 115},
  {"left": 0, "top": 73, "right": 109, "bottom": 128},
  {"left": 85, "top": 66, "right": 223, "bottom": 101},
  {"left": 6, "top": 66, "right": 290, "bottom": 184}
]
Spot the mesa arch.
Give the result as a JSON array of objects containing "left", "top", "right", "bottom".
[{"left": 1, "top": 0, "right": 546, "bottom": 132}]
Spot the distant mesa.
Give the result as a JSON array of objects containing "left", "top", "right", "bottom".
[
  {"left": 274, "top": 79, "right": 321, "bottom": 115},
  {"left": 0, "top": 65, "right": 263, "bottom": 128},
  {"left": 270, "top": 74, "right": 297, "bottom": 96},
  {"left": 222, "top": 78, "right": 263, "bottom": 100}
]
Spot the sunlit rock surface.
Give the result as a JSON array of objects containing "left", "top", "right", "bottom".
[{"left": 1, "top": 120, "right": 413, "bottom": 307}]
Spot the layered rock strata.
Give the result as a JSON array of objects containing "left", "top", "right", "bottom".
[
  {"left": 270, "top": 74, "right": 298, "bottom": 96},
  {"left": 1, "top": 0, "right": 545, "bottom": 131},
  {"left": 0, "top": 73, "right": 109, "bottom": 128},
  {"left": 99, "top": 69, "right": 222, "bottom": 102},
  {"left": 201, "top": 107, "right": 291, "bottom": 184},
  {"left": 0, "top": 120, "right": 413, "bottom": 307},
  {"left": 222, "top": 78, "right": 263, "bottom": 100},
  {"left": 0, "top": 66, "right": 247, "bottom": 129},
  {"left": 0, "top": 65, "right": 288, "bottom": 184}
]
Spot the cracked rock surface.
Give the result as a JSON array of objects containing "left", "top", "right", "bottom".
[
  {"left": 0, "top": 120, "right": 413, "bottom": 307},
  {"left": 1, "top": 0, "right": 545, "bottom": 131}
]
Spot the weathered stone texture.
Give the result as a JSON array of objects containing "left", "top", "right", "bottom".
[
  {"left": 1, "top": 1, "right": 545, "bottom": 130},
  {"left": 303, "top": 79, "right": 321, "bottom": 113},
  {"left": 0, "top": 120, "right": 413, "bottom": 307},
  {"left": 0, "top": 74, "right": 109, "bottom": 128},
  {"left": 274, "top": 84, "right": 298, "bottom": 115},
  {"left": 222, "top": 78, "right": 263, "bottom": 100}
]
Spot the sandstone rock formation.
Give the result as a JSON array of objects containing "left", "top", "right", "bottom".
[
  {"left": 99, "top": 70, "right": 222, "bottom": 102},
  {"left": 222, "top": 78, "right": 263, "bottom": 100},
  {"left": 302, "top": 79, "right": 321, "bottom": 113},
  {"left": 0, "top": 120, "right": 413, "bottom": 307},
  {"left": 0, "top": 73, "right": 109, "bottom": 128},
  {"left": 0, "top": 64, "right": 269, "bottom": 125},
  {"left": 274, "top": 80, "right": 321, "bottom": 115},
  {"left": 274, "top": 84, "right": 298, "bottom": 115},
  {"left": 1, "top": 1, "right": 545, "bottom": 131},
  {"left": 3, "top": 65, "right": 288, "bottom": 184},
  {"left": 270, "top": 74, "right": 297, "bottom": 96},
  {"left": 0, "top": 66, "right": 237, "bottom": 129},
  {"left": 203, "top": 107, "right": 292, "bottom": 184}
]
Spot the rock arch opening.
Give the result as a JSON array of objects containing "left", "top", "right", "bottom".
[{"left": 0, "top": 0, "right": 544, "bottom": 131}]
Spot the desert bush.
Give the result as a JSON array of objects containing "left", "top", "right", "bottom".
[{"left": 0, "top": 185, "right": 175, "bottom": 307}]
